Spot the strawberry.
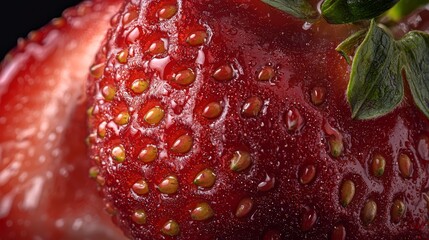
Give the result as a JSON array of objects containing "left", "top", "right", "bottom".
[
  {"left": 0, "top": 0, "right": 126, "bottom": 239},
  {"left": 86, "top": 0, "right": 429, "bottom": 239}
]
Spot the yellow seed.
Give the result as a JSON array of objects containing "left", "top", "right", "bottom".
[
  {"left": 138, "top": 145, "right": 158, "bottom": 163},
  {"left": 371, "top": 154, "right": 386, "bottom": 177},
  {"left": 102, "top": 85, "right": 116, "bottom": 101},
  {"left": 193, "top": 169, "right": 216, "bottom": 188},
  {"left": 257, "top": 66, "right": 275, "bottom": 81},
  {"left": 230, "top": 150, "right": 252, "bottom": 172},
  {"left": 131, "top": 79, "right": 149, "bottom": 94},
  {"left": 235, "top": 198, "right": 254, "bottom": 218},
  {"left": 111, "top": 145, "right": 126, "bottom": 163},
  {"left": 186, "top": 31, "right": 208, "bottom": 46},
  {"left": 132, "top": 209, "right": 147, "bottom": 224},
  {"left": 340, "top": 180, "right": 355, "bottom": 207},
  {"left": 361, "top": 200, "right": 377, "bottom": 225},
  {"left": 90, "top": 63, "right": 105, "bottom": 78},
  {"left": 391, "top": 199, "right": 406, "bottom": 223},
  {"left": 202, "top": 102, "right": 223, "bottom": 119},
  {"left": 161, "top": 220, "right": 180, "bottom": 236},
  {"left": 398, "top": 153, "right": 413, "bottom": 178},
  {"left": 191, "top": 202, "right": 214, "bottom": 221},
  {"left": 171, "top": 135, "right": 193, "bottom": 154},
  {"left": 157, "top": 176, "right": 179, "bottom": 194},
  {"left": 158, "top": 5, "right": 177, "bottom": 20},
  {"left": 114, "top": 111, "right": 130, "bottom": 126},
  {"left": 144, "top": 106, "right": 165, "bottom": 125},
  {"left": 132, "top": 180, "right": 149, "bottom": 195}
]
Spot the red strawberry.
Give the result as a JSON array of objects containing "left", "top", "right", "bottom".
[
  {"left": 0, "top": 0, "right": 126, "bottom": 239},
  {"left": 86, "top": 0, "right": 429, "bottom": 239}
]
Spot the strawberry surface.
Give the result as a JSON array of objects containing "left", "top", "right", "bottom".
[
  {"left": 86, "top": 0, "right": 429, "bottom": 239},
  {"left": 0, "top": 0, "right": 126, "bottom": 239}
]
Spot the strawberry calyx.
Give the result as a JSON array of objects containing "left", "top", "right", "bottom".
[{"left": 263, "top": 0, "right": 429, "bottom": 120}]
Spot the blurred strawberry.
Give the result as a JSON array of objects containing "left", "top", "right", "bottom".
[{"left": 0, "top": 0, "right": 126, "bottom": 239}]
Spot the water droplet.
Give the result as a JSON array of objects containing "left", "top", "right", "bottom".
[
  {"left": 285, "top": 107, "right": 304, "bottom": 132},
  {"left": 127, "top": 27, "right": 141, "bottom": 43},
  {"left": 257, "top": 174, "right": 275, "bottom": 192},
  {"left": 418, "top": 135, "right": 429, "bottom": 161}
]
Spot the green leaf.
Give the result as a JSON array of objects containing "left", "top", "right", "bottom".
[
  {"left": 347, "top": 20, "right": 404, "bottom": 119},
  {"left": 322, "top": 0, "right": 399, "bottom": 24},
  {"left": 398, "top": 32, "right": 429, "bottom": 118},
  {"left": 261, "top": 0, "right": 318, "bottom": 20},
  {"left": 336, "top": 29, "right": 368, "bottom": 65},
  {"left": 386, "top": 0, "right": 429, "bottom": 22}
]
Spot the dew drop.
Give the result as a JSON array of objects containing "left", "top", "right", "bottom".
[
  {"left": 257, "top": 174, "right": 275, "bottom": 192},
  {"left": 285, "top": 107, "right": 304, "bottom": 132}
]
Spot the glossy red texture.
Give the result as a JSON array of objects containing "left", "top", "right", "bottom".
[
  {"left": 0, "top": 0, "right": 125, "bottom": 239},
  {"left": 86, "top": 0, "right": 429, "bottom": 239}
]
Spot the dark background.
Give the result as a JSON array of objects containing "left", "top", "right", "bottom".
[{"left": 0, "top": 0, "right": 82, "bottom": 59}]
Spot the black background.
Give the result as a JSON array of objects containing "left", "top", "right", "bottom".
[{"left": 1, "top": 0, "right": 82, "bottom": 59}]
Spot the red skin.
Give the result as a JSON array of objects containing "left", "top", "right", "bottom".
[
  {"left": 87, "top": 0, "right": 429, "bottom": 239},
  {"left": 0, "top": 0, "right": 125, "bottom": 239}
]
